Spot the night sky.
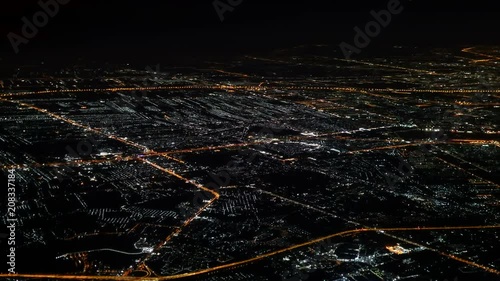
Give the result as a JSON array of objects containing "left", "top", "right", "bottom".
[{"left": 0, "top": 0, "right": 498, "bottom": 62}]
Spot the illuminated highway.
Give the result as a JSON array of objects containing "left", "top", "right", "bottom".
[
  {"left": 347, "top": 141, "right": 447, "bottom": 154},
  {"left": 2, "top": 225, "right": 499, "bottom": 280},
  {"left": 347, "top": 139, "right": 500, "bottom": 154},
  {"left": 435, "top": 156, "right": 499, "bottom": 188},
  {"left": 2, "top": 84, "right": 500, "bottom": 100},
  {"left": 330, "top": 57, "right": 439, "bottom": 75},
  {"left": 122, "top": 159, "right": 220, "bottom": 276},
  {"left": 5, "top": 137, "right": 496, "bottom": 172},
  {"left": 462, "top": 47, "right": 500, "bottom": 63}
]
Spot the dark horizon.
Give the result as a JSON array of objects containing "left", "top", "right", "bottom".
[{"left": 0, "top": 0, "right": 499, "bottom": 64}]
